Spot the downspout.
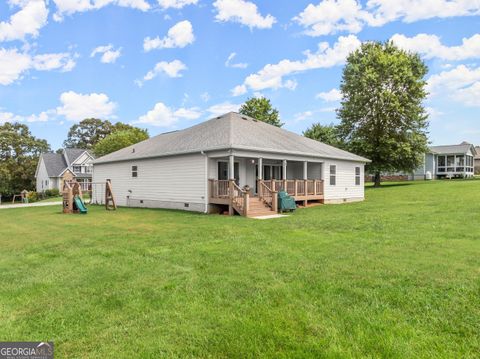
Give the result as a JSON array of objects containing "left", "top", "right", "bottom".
[{"left": 200, "top": 151, "right": 208, "bottom": 213}]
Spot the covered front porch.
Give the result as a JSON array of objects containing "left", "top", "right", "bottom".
[{"left": 208, "top": 154, "right": 324, "bottom": 217}]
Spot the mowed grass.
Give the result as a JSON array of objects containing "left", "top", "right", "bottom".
[{"left": 0, "top": 180, "right": 479, "bottom": 358}]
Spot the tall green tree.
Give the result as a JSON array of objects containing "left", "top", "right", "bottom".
[
  {"left": 63, "top": 118, "right": 142, "bottom": 149},
  {"left": 337, "top": 41, "right": 429, "bottom": 187},
  {"left": 0, "top": 123, "right": 50, "bottom": 196},
  {"left": 93, "top": 128, "right": 149, "bottom": 157},
  {"left": 64, "top": 118, "right": 113, "bottom": 149},
  {"left": 303, "top": 123, "right": 343, "bottom": 148},
  {"left": 239, "top": 97, "right": 283, "bottom": 127}
]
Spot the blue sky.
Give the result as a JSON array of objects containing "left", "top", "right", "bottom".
[{"left": 1, "top": 0, "right": 479, "bottom": 150}]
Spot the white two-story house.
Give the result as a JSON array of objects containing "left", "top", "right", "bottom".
[{"left": 35, "top": 148, "right": 94, "bottom": 192}]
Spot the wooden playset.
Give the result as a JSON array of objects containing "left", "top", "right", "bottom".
[
  {"left": 62, "top": 180, "right": 86, "bottom": 214},
  {"left": 12, "top": 189, "right": 29, "bottom": 204},
  {"left": 62, "top": 179, "right": 117, "bottom": 214}
]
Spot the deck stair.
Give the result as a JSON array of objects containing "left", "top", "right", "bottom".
[{"left": 246, "top": 197, "right": 275, "bottom": 218}]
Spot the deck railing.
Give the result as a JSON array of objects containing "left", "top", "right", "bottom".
[
  {"left": 209, "top": 179, "right": 250, "bottom": 216},
  {"left": 258, "top": 180, "right": 277, "bottom": 211},
  {"left": 260, "top": 179, "right": 324, "bottom": 197},
  {"left": 209, "top": 178, "right": 324, "bottom": 216},
  {"left": 209, "top": 179, "right": 230, "bottom": 198},
  {"left": 230, "top": 181, "right": 248, "bottom": 215}
]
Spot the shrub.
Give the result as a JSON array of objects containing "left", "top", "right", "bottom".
[
  {"left": 44, "top": 188, "right": 60, "bottom": 197},
  {"left": 26, "top": 191, "right": 38, "bottom": 203}
]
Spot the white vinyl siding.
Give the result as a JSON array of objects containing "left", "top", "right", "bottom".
[
  {"left": 93, "top": 153, "right": 206, "bottom": 211},
  {"left": 36, "top": 159, "right": 54, "bottom": 192},
  {"left": 323, "top": 160, "right": 365, "bottom": 203}
]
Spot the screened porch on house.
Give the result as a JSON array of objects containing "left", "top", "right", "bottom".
[{"left": 436, "top": 153, "right": 475, "bottom": 178}]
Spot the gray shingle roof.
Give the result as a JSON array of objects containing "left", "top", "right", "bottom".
[
  {"left": 95, "top": 112, "right": 370, "bottom": 164},
  {"left": 41, "top": 153, "right": 67, "bottom": 177},
  {"left": 41, "top": 148, "right": 93, "bottom": 177},
  {"left": 64, "top": 148, "right": 90, "bottom": 165},
  {"left": 429, "top": 143, "right": 476, "bottom": 155}
]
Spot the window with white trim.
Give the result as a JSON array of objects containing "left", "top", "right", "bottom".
[
  {"left": 132, "top": 165, "right": 138, "bottom": 178},
  {"left": 355, "top": 167, "right": 361, "bottom": 185},
  {"left": 329, "top": 165, "right": 336, "bottom": 186}
]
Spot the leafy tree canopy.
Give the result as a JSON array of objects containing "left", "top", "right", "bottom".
[
  {"left": 303, "top": 123, "right": 344, "bottom": 148},
  {"left": 63, "top": 118, "right": 142, "bottom": 149},
  {"left": 93, "top": 128, "right": 149, "bottom": 158},
  {"left": 239, "top": 97, "right": 283, "bottom": 127},
  {"left": 0, "top": 122, "right": 50, "bottom": 196},
  {"left": 337, "top": 41, "right": 429, "bottom": 187}
]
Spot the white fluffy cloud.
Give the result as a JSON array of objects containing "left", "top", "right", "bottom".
[
  {"left": 294, "top": 111, "right": 313, "bottom": 122},
  {"left": 295, "top": 0, "right": 480, "bottom": 36},
  {"left": 144, "top": 21, "right": 194, "bottom": 51},
  {"left": 0, "top": 48, "right": 76, "bottom": 85},
  {"left": 33, "top": 53, "right": 76, "bottom": 71},
  {"left": 136, "top": 102, "right": 202, "bottom": 127},
  {"left": 1, "top": 91, "right": 116, "bottom": 123},
  {"left": 427, "top": 65, "right": 480, "bottom": 107},
  {"left": 213, "top": 0, "right": 276, "bottom": 29},
  {"left": 0, "top": 110, "right": 52, "bottom": 124},
  {"left": 56, "top": 91, "right": 117, "bottom": 121},
  {"left": 52, "top": 0, "right": 150, "bottom": 21},
  {"left": 232, "top": 34, "right": 361, "bottom": 95},
  {"left": 207, "top": 102, "right": 240, "bottom": 117},
  {"left": 225, "top": 52, "right": 248, "bottom": 69},
  {"left": 294, "top": 0, "right": 369, "bottom": 36},
  {"left": 0, "top": 0, "right": 49, "bottom": 42},
  {"left": 90, "top": 44, "right": 122, "bottom": 63},
  {"left": 391, "top": 33, "right": 480, "bottom": 61},
  {"left": 138, "top": 60, "right": 187, "bottom": 86},
  {"left": 0, "top": 48, "right": 31, "bottom": 85},
  {"left": 316, "top": 88, "right": 342, "bottom": 101},
  {"left": 157, "top": 0, "right": 198, "bottom": 9}
]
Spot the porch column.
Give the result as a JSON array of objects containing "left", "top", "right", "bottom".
[
  {"left": 282, "top": 160, "right": 287, "bottom": 180},
  {"left": 303, "top": 161, "right": 308, "bottom": 207},
  {"left": 229, "top": 154, "right": 235, "bottom": 179},
  {"left": 258, "top": 157, "right": 263, "bottom": 179}
]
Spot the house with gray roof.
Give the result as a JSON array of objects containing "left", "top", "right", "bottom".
[
  {"left": 93, "top": 112, "right": 370, "bottom": 217},
  {"left": 410, "top": 142, "right": 476, "bottom": 180},
  {"left": 35, "top": 148, "right": 94, "bottom": 193}
]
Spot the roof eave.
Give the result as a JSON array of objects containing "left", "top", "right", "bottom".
[{"left": 94, "top": 145, "right": 370, "bottom": 165}]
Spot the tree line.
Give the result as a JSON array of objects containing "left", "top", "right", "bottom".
[{"left": 0, "top": 41, "right": 429, "bottom": 197}]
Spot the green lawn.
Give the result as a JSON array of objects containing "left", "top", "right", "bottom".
[{"left": 0, "top": 180, "right": 479, "bottom": 358}]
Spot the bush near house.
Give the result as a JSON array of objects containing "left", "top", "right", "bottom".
[{"left": 44, "top": 188, "right": 60, "bottom": 197}]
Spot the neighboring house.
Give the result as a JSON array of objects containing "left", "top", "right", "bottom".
[
  {"left": 410, "top": 142, "right": 476, "bottom": 180},
  {"left": 93, "top": 112, "right": 370, "bottom": 217},
  {"left": 36, "top": 148, "right": 94, "bottom": 192},
  {"left": 475, "top": 146, "right": 480, "bottom": 174}
]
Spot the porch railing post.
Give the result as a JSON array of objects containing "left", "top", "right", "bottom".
[
  {"left": 228, "top": 179, "right": 234, "bottom": 215},
  {"left": 294, "top": 179, "right": 298, "bottom": 197},
  {"left": 272, "top": 190, "right": 278, "bottom": 212},
  {"left": 314, "top": 179, "right": 317, "bottom": 195},
  {"left": 304, "top": 179, "right": 308, "bottom": 196},
  {"left": 244, "top": 187, "right": 250, "bottom": 217}
]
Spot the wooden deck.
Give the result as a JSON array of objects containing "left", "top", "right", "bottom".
[{"left": 209, "top": 179, "right": 324, "bottom": 217}]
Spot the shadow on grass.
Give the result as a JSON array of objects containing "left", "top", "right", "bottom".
[{"left": 365, "top": 182, "right": 414, "bottom": 190}]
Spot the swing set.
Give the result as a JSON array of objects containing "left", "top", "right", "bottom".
[
  {"left": 63, "top": 179, "right": 116, "bottom": 214},
  {"left": 86, "top": 180, "right": 117, "bottom": 210}
]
